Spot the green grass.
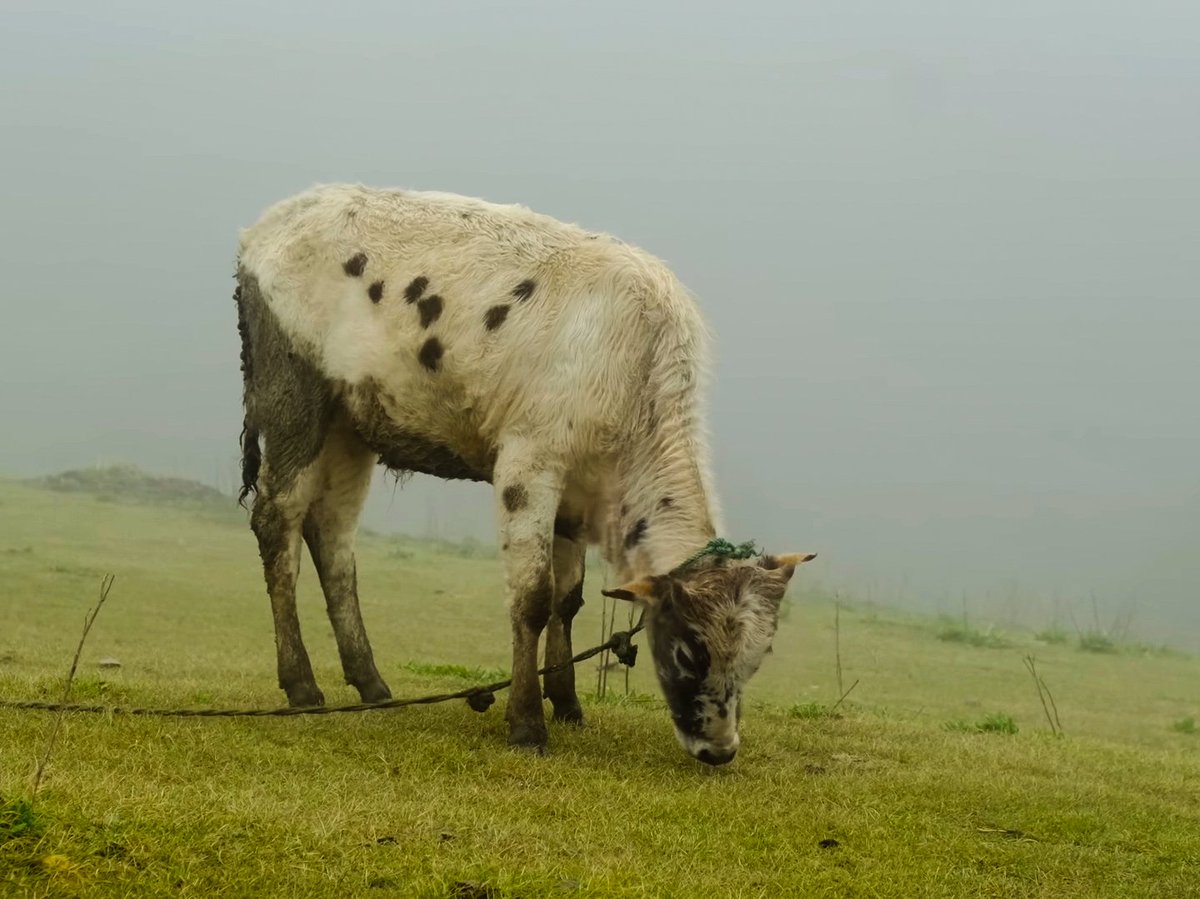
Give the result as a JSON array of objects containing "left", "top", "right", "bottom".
[
  {"left": 402, "top": 661, "right": 510, "bottom": 683},
  {"left": 1036, "top": 624, "right": 1178, "bottom": 659},
  {"left": 945, "top": 712, "right": 1020, "bottom": 735},
  {"left": 1035, "top": 626, "right": 1070, "bottom": 645},
  {"left": 787, "top": 700, "right": 840, "bottom": 720},
  {"left": 937, "top": 620, "right": 1011, "bottom": 649},
  {"left": 1078, "top": 632, "right": 1121, "bottom": 654},
  {"left": 2, "top": 476, "right": 1200, "bottom": 896},
  {"left": 0, "top": 797, "right": 42, "bottom": 844}
]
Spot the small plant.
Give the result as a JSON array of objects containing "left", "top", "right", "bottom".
[
  {"left": 1125, "top": 642, "right": 1184, "bottom": 659},
  {"left": 789, "top": 701, "right": 838, "bottom": 720},
  {"left": 1077, "top": 632, "right": 1118, "bottom": 654},
  {"left": 1171, "top": 717, "right": 1196, "bottom": 735},
  {"left": 937, "top": 623, "right": 1010, "bottom": 649},
  {"left": 977, "top": 713, "right": 1019, "bottom": 734},
  {"left": 1036, "top": 627, "right": 1069, "bottom": 645},
  {"left": 1068, "top": 594, "right": 1137, "bottom": 655},
  {"left": 946, "top": 713, "right": 1019, "bottom": 735},
  {"left": 788, "top": 680, "right": 859, "bottom": 721},
  {"left": 0, "top": 797, "right": 42, "bottom": 844}
]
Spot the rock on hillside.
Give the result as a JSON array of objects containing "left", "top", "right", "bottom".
[{"left": 32, "top": 465, "right": 231, "bottom": 507}]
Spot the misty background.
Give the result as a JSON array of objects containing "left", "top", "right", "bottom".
[{"left": 1, "top": 2, "right": 1196, "bottom": 647}]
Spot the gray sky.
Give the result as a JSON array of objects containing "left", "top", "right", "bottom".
[{"left": 2, "top": 1, "right": 1197, "bottom": 642}]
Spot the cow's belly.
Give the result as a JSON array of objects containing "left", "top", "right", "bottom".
[{"left": 340, "top": 378, "right": 494, "bottom": 484}]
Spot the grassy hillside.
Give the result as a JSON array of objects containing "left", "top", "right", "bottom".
[{"left": 1, "top": 475, "right": 1198, "bottom": 897}]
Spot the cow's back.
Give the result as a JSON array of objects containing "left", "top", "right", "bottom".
[{"left": 236, "top": 184, "right": 689, "bottom": 469}]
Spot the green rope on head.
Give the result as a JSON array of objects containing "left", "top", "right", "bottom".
[{"left": 671, "top": 537, "right": 760, "bottom": 575}]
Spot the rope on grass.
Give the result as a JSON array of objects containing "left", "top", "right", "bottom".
[
  {"left": 0, "top": 623, "right": 645, "bottom": 719},
  {"left": 0, "top": 537, "right": 760, "bottom": 720}
]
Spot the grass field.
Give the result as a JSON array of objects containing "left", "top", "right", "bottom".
[{"left": 1, "top": 473, "right": 1198, "bottom": 897}]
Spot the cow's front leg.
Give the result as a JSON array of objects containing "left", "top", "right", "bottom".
[{"left": 495, "top": 447, "right": 561, "bottom": 753}]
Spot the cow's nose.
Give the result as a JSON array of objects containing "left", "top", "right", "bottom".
[{"left": 696, "top": 745, "right": 737, "bottom": 766}]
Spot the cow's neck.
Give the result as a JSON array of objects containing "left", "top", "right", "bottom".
[{"left": 612, "top": 433, "right": 719, "bottom": 581}]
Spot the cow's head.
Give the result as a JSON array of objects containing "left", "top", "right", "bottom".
[{"left": 602, "top": 551, "right": 815, "bottom": 766}]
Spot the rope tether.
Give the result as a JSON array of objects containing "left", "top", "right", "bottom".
[{"left": 0, "top": 623, "right": 645, "bottom": 719}]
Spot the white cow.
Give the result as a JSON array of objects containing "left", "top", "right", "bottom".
[{"left": 234, "top": 184, "right": 814, "bottom": 764}]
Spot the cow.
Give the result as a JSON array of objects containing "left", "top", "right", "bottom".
[{"left": 233, "top": 184, "right": 815, "bottom": 765}]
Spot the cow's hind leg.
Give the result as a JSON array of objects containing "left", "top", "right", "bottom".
[
  {"left": 544, "top": 513, "right": 586, "bottom": 724},
  {"left": 237, "top": 267, "right": 337, "bottom": 708},
  {"left": 251, "top": 469, "right": 325, "bottom": 708},
  {"left": 302, "top": 424, "right": 391, "bottom": 703}
]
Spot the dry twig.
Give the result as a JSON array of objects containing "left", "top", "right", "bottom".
[
  {"left": 828, "top": 679, "right": 860, "bottom": 716},
  {"left": 1022, "top": 654, "right": 1063, "bottom": 737},
  {"left": 834, "top": 597, "right": 844, "bottom": 698},
  {"left": 31, "top": 574, "right": 115, "bottom": 796}
]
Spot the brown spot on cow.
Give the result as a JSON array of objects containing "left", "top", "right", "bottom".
[
  {"left": 624, "top": 517, "right": 648, "bottom": 549},
  {"left": 502, "top": 484, "right": 528, "bottom": 513},
  {"left": 484, "top": 305, "right": 510, "bottom": 331},
  {"left": 343, "top": 253, "right": 368, "bottom": 277},
  {"left": 368, "top": 281, "right": 384, "bottom": 303},
  {"left": 417, "top": 294, "right": 443, "bottom": 328},
  {"left": 659, "top": 497, "right": 674, "bottom": 510},
  {"left": 554, "top": 515, "right": 582, "bottom": 541},
  {"left": 512, "top": 280, "right": 536, "bottom": 301},
  {"left": 418, "top": 337, "right": 444, "bottom": 372},
  {"left": 404, "top": 277, "right": 429, "bottom": 304}
]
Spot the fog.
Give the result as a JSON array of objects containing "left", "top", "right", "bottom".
[{"left": 1, "top": 2, "right": 1196, "bottom": 645}]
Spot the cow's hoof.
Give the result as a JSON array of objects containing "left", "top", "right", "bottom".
[
  {"left": 551, "top": 702, "right": 585, "bottom": 726},
  {"left": 355, "top": 680, "right": 393, "bottom": 704},
  {"left": 507, "top": 722, "right": 548, "bottom": 754},
  {"left": 285, "top": 684, "right": 325, "bottom": 708}
]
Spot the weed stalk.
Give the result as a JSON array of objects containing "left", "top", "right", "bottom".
[
  {"left": 31, "top": 574, "right": 115, "bottom": 796},
  {"left": 834, "top": 597, "right": 844, "bottom": 698},
  {"left": 828, "top": 679, "right": 860, "bottom": 716},
  {"left": 1022, "top": 654, "right": 1063, "bottom": 737}
]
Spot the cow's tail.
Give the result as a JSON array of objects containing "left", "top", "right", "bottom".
[{"left": 234, "top": 267, "right": 262, "bottom": 508}]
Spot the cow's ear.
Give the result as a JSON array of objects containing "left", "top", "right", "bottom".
[
  {"left": 759, "top": 552, "right": 817, "bottom": 579},
  {"left": 601, "top": 578, "right": 658, "bottom": 607},
  {"left": 773, "top": 552, "right": 817, "bottom": 567}
]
